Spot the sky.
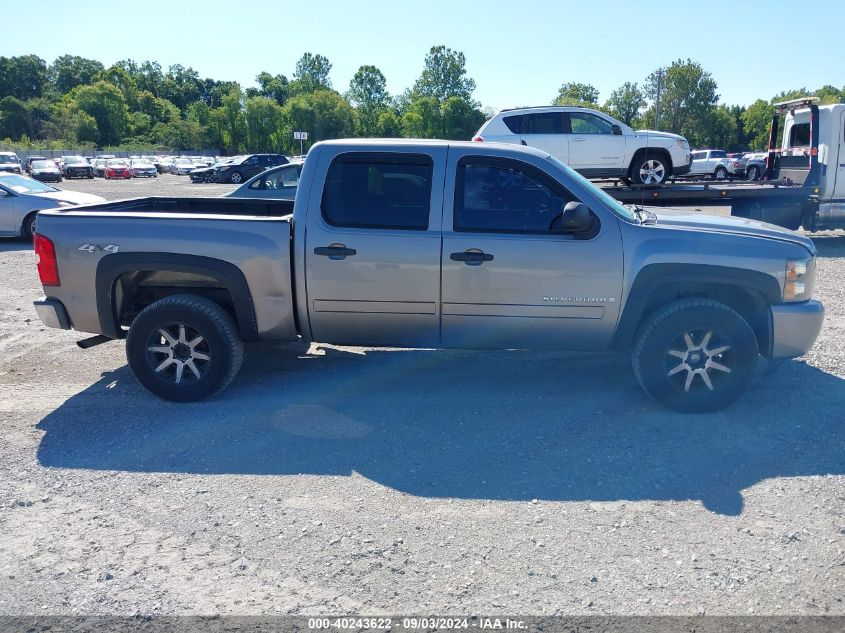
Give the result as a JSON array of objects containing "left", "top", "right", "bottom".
[{"left": 3, "top": 0, "right": 842, "bottom": 110}]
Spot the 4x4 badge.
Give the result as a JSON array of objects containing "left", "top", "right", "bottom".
[{"left": 78, "top": 244, "right": 120, "bottom": 253}]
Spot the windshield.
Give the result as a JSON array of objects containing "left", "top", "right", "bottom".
[
  {"left": 65, "top": 157, "right": 87, "bottom": 165},
  {"left": 107, "top": 160, "right": 127, "bottom": 166},
  {"left": 175, "top": 158, "right": 191, "bottom": 164},
  {"left": 32, "top": 160, "right": 53, "bottom": 169},
  {"left": 546, "top": 156, "right": 637, "bottom": 222},
  {"left": 0, "top": 174, "right": 59, "bottom": 193},
  {"left": 0, "top": 155, "right": 18, "bottom": 164},
  {"left": 132, "top": 160, "right": 153, "bottom": 166}
]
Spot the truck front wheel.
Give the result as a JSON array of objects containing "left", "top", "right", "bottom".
[
  {"left": 632, "top": 298, "right": 759, "bottom": 412},
  {"left": 126, "top": 294, "right": 244, "bottom": 402}
]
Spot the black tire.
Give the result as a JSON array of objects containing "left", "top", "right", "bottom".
[
  {"left": 632, "top": 298, "right": 759, "bottom": 413},
  {"left": 229, "top": 171, "right": 243, "bottom": 184},
  {"left": 746, "top": 165, "right": 761, "bottom": 181},
  {"left": 126, "top": 294, "right": 244, "bottom": 402},
  {"left": 630, "top": 152, "right": 671, "bottom": 186},
  {"left": 21, "top": 212, "right": 38, "bottom": 241},
  {"left": 714, "top": 166, "right": 729, "bottom": 181}
]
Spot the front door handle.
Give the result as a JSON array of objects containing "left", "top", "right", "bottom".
[
  {"left": 314, "top": 244, "right": 357, "bottom": 260},
  {"left": 450, "top": 250, "right": 494, "bottom": 266}
]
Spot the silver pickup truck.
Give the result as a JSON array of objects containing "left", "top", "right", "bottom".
[{"left": 32, "top": 140, "right": 824, "bottom": 412}]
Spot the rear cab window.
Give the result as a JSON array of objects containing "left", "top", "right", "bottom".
[
  {"left": 788, "top": 123, "right": 811, "bottom": 148},
  {"left": 322, "top": 154, "right": 433, "bottom": 230}
]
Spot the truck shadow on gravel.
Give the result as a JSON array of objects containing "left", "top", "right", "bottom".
[
  {"left": 36, "top": 343, "right": 845, "bottom": 516},
  {"left": 811, "top": 234, "right": 845, "bottom": 257}
]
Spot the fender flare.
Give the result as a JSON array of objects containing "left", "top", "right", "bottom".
[
  {"left": 95, "top": 252, "right": 259, "bottom": 340},
  {"left": 612, "top": 263, "right": 781, "bottom": 351}
]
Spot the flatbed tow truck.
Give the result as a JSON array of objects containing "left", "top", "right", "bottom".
[{"left": 599, "top": 98, "right": 845, "bottom": 232}]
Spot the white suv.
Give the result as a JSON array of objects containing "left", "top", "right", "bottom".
[
  {"left": 473, "top": 106, "right": 691, "bottom": 185},
  {"left": 688, "top": 149, "right": 743, "bottom": 180}
]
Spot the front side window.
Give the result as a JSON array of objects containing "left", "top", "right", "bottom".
[
  {"left": 710, "top": 150, "right": 727, "bottom": 159},
  {"left": 454, "top": 158, "right": 576, "bottom": 234},
  {"left": 322, "top": 154, "right": 433, "bottom": 230},
  {"left": 569, "top": 113, "right": 614, "bottom": 135},
  {"left": 691, "top": 152, "right": 705, "bottom": 161}
]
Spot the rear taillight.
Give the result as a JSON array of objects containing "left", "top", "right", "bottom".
[
  {"left": 34, "top": 233, "right": 60, "bottom": 286},
  {"left": 472, "top": 135, "right": 484, "bottom": 142}
]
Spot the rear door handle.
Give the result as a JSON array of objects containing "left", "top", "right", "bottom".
[
  {"left": 450, "top": 250, "right": 494, "bottom": 266},
  {"left": 314, "top": 244, "right": 357, "bottom": 260}
]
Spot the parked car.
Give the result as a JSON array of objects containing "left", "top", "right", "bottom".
[
  {"left": 225, "top": 161, "right": 304, "bottom": 199},
  {"left": 129, "top": 159, "right": 158, "bottom": 178},
  {"left": 29, "top": 159, "right": 63, "bottom": 183},
  {"left": 190, "top": 157, "right": 236, "bottom": 183},
  {"left": 472, "top": 106, "right": 691, "bottom": 185},
  {"left": 170, "top": 157, "right": 197, "bottom": 175},
  {"left": 688, "top": 149, "right": 744, "bottom": 180},
  {"left": 32, "top": 140, "right": 822, "bottom": 412},
  {"left": 104, "top": 159, "right": 132, "bottom": 180},
  {"left": 0, "top": 151, "right": 22, "bottom": 174},
  {"left": 24, "top": 156, "right": 47, "bottom": 175},
  {"left": 91, "top": 158, "right": 110, "bottom": 178},
  {"left": 191, "top": 156, "right": 213, "bottom": 168},
  {"left": 211, "top": 153, "right": 288, "bottom": 184},
  {"left": 0, "top": 173, "right": 104, "bottom": 239},
  {"left": 743, "top": 151, "right": 768, "bottom": 181},
  {"left": 62, "top": 156, "right": 95, "bottom": 179}
]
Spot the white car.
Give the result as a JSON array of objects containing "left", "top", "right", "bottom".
[
  {"left": 473, "top": 106, "right": 691, "bottom": 185},
  {"left": 224, "top": 161, "right": 304, "bottom": 200},
  {"left": 688, "top": 149, "right": 743, "bottom": 180},
  {"left": 129, "top": 159, "right": 158, "bottom": 178},
  {"left": 0, "top": 173, "right": 104, "bottom": 239}
]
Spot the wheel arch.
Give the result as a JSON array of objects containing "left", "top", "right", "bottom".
[
  {"left": 95, "top": 253, "right": 259, "bottom": 342},
  {"left": 628, "top": 147, "right": 674, "bottom": 178},
  {"left": 612, "top": 264, "right": 780, "bottom": 357}
]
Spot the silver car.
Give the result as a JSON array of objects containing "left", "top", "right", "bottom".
[
  {"left": 0, "top": 173, "right": 104, "bottom": 239},
  {"left": 224, "top": 161, "right": 304, "bottom": 200}
]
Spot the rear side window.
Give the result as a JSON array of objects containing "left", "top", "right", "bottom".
[
  {"left": 454, "top": 157, "right": 577, "bottom": 234},
  {"left": 502, "top": 115, "right": 523, "bottom": 134},
  {"left": 522, "top": 112, "right": 565, "bottom": 134},
  {"left": 789, "top": 123, "right": 811, "bottom": 147},
  {"left": 710, "top": 150, "right": 727, "bottom": 158},
  {"left": 322, "top": 154, "right": 433, "bottom": 230}
]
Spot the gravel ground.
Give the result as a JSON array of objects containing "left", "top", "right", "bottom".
[{"left": 0, "top": 176, "right": 843, "bottom": 617}]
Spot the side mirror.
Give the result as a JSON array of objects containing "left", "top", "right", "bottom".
[
  {"left": 611, "top": 124, "right": 623, "bottom": 135},
  {"left": 561, "top": 201, "right": 596, "bottom": 235}
]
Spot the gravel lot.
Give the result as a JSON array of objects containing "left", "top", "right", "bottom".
[{"left": 0, "top": 175, "right": 843, "bottom": 617}]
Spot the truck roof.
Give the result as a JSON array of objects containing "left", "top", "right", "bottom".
[{"left": 313, "top": 138, "right": 552, "bottom": 160}]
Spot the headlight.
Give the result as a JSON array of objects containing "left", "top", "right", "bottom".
[
  {"left": 675, "top": 139, "right": 689, "bottom": 149},
  {"left": 783, "top": 257, "right": 815, "bottom": 301}
]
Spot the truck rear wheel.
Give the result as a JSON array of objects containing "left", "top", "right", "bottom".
[
  {"left": 632, "top": 298, "right": 759, "bottom": 412},
  {"left": 126, "top": 294, "right": 244, "bottom": 402}
]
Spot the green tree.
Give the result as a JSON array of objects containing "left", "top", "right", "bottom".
[
  {"left": 605, "top": 82, "right": 645, "bottom": 126},
  {"left": 412, "top": 46, "right": 476, "bottom": 103},
  {"left": 161, "top": 64, "right": 202, "bottom": 112},
  {"left": 441, "top": 96, "right": 485, "bottom": 139},
  {"left": 375, "top": 110, "right": 402, "bottom": 137},
  {"left": 0, "top": 96, "right": 30, "bottom": 138},
  {"left": 254, "top": 72, "right": 290, "bottom": 106},
  {"left": 48, "top": 55, "right": 104, "bottom": 94},
  {"left": 152, "top": 118, "right": 204, "bottom": 150},
  {"left": 100, "top": 65, "right": 140, "bottom": 110},
  {"left": 741, "top": 99, "right": 774, "bottom": 150},
  {"left": 292, "top": 53, "right": 333, "bottom": 94},
  {"left": 244, "top": 96, "right": 285, "bottom": 152},
  {"left": 644, "top": 59, "right": 718, "bottom": 135},
  {"left": 67, "top": 80, "right": 129, "bottom": 145},
  {"left": 0, "top": 55, "right": 48, "bottom": 99},
  {"left": 554, "top": 82, "right": 599, "bottom": 106},
  {"left": 210, "top": 86, "right": 246, "bottom": 153},
  {"left": 348, "top": 65, "right": 390, "bottom": 136},
  {"left": 281, "top": 90, "right": 354, "bottom": 152}
]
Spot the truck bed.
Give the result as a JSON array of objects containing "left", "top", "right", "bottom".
[
  {"left": 35, "top": 196, "right": 297, "bottom": 342},
  {"left": 59, "top": 196, "right": 295, "bottom": 217}
]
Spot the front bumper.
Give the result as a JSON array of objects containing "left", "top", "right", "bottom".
[
  {"left": 770, "top": 300, "right": 824, "bottom": 359},
  {"left": 34, "top": 298, "right": 71, "bottom": 330},
  {"left": 672, "top": 161, "right": 691, "bottom": 176}
]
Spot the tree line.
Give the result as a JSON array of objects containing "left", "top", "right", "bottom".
[{"left": 0, "top": 50, "right": 842, "bottom": 154}]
